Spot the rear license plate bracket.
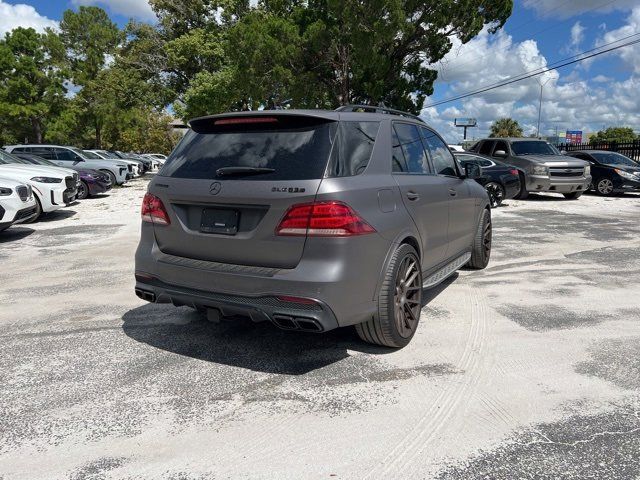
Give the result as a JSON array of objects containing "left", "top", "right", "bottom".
[{"left": 200, "top": 208, "right": 239, "bottom": 235}]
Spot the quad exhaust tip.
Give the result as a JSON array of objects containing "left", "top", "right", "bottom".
[
  {"left": 135, "top": 288, "right": 156, "bottom": 303},
  {"left": 272, "top": 315, "right": 323, "bottom": 332}
]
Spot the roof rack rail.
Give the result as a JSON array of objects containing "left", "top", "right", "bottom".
[{"left": 335, "top": 104, "right": 425, "bottom": 123}]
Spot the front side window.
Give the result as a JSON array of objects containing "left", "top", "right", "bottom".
[
  {"left": 55, "top": 148, "right": 79, "bottom": 161},
  {"left": 421, "top": 128, "right": 458, "bottom": 176},
  {"left": 393, "top": 123, "right": 430, "bottom": 174},
  {"left": 479, "top": 141, "right": 494, "bottom": 155},
  {"left": 492, "top": 141, "right": 509, "bottom": 156},
  {"left": 591, "top": 152, "right": 638, "bottom": 167}
]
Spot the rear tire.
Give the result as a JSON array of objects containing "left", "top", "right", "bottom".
[
  {"left": 563, "top": 192, "right": 583, "bottom": 200},
  {"left": 467, "top": 209, "right": 492, "bottom": 270},
  {"left": 355, "top": 244, "right": 422, "bottom": 348}
]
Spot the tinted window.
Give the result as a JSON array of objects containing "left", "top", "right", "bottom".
[
  {"left": 422, "top": 128, "right": 458, "bottom": 176},
  {"left": 591, "top": 152, "right": 638, "bottom": 167},
  {"left": 326, "top": 121, "right": 380, "bottom": 177},
  {"left": 479, "top": 141, "right": 494, "bottom": 155},
  {"left": 456, "top": 154, "right": 493, "bottom": 167},
  {"left": 31, "top": 147, "right": 55, "bottom": 160},
  {"left": 162, "top": 117, "right": 338, "bottom": 180},
  {"left": 55, "top": 148, "right": 79, "bottom": 161},
  {"left": 511, "top": 141, "right": 558, "bottom": 155},
  {"left": 392, "top": 128, "right": 408, "bottom": 173},
  {"left": 394, "top": 123, "right": 430, "bottom": 174}
]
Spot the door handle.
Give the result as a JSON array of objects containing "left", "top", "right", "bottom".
[
  {"left": 406, "top": 191, "right": 420, "bottom": 201},
  {"left": 449, "top": 188, "right": 457, "bottom": 197}
]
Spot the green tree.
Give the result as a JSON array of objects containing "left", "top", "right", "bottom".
[
  {"left": 490, "top": 118, "right": 523, "bottom": 138},
  {"left": 59, "top": 6, "right": 121, "bottom": 147},
  {"left": 142, "top": 0, "right": 512, "bottom": 118},
  {"left": 0, "top": 27, "right": 67, "bottom": 143},
  {"left": 589, "top": 127, "right": 637, "bottom": 144}
]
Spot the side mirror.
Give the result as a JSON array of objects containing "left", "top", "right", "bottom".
[
  {"left": 493, "top": 150, "right": 507, "bottom": 158},
  {"left": 464, "top": 163, "right": 482, "bottom": 180}
]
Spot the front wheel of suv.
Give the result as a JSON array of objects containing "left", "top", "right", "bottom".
[
  {"left": 467, "top": 208, "right": 492, "bottom": 270},
  {"left": 355, "top": 244, "right": 422, "bottom": 348},
  {"left": 563, "top": 192, "right": 583, "bottom": 200}
]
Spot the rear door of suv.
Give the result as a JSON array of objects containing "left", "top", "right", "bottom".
[
  {"left": 148, "top": 114, "right": 338, "bottom": 269},
  {"left": 391, "top": 122, "right": 449, "bottom": 271}
]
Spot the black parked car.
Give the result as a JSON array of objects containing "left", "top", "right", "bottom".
[
  {"left": 566, "top": 150, "right": 640, "bottom": 196},
  {"left": 455, "top": 153, "right": 522, "bottom": 207},
  {"left": 13, "top": 153, "right": 112, "bottom": 199}
]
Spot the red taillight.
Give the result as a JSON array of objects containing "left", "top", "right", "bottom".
[
  {"left": 141, "top": 193, "right": 170, "bottom": 225},
  {"left": 214, "top": 117, "right": 278, "bottom": 125},
  {"left": 510, "top": 169, "right": 520, "bottom": 176},
  {"left": 276, "top": 201, "right": 376, "bottom": 237}
]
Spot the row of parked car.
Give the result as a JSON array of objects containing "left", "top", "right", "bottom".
[
  {"left": 449, "top": 138, "right": 640, "bottom": 207},
  {"left": 0, "top": 146, "right": 167, "bottom": 232}
]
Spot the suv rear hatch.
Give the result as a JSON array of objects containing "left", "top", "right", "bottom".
[{"left": 150, "top": 114, "right": 338, "bottom": 269}]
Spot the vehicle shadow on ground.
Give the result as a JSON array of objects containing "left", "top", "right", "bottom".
[
  {"left": 122, "top": 273, "right": 457, "bottom": 375},
  {"left": 38, "top": 210, "right": 77, "bottom": 222},
  {"left": 0, "top": 226, "right": 35, "bottom": 243},
  {"left": 122, "top": 304, "right": 392, "bottom": 375}
]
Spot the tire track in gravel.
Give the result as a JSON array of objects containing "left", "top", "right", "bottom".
[{"left": 363, "top": 285, "right": 490, "bottom": 478}]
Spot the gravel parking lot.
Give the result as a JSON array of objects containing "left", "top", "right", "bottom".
[{"left": 1, "top": 178, "right": 639, "bottom": 479}]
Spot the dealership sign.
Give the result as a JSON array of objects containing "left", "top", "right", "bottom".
[{"left": 566, "top": 130, "right": 583, "bottom": 144}]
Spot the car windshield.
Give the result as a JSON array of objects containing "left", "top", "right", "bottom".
[
  {"left": 591, "top": 152, "right": 639, "bottom": 167},
  {"left": 0, "top": 149, "right": 27, "bottom": 164},
  {"left": 511, "top": 141, "right": 559, "bottom": 156},
  {"left": 74, "top": 149, "right": 101, "bottom": 160}
]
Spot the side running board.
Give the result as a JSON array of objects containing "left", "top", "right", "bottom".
[{"left": 422, "top": 252, "right": 471, "bottom": 289}]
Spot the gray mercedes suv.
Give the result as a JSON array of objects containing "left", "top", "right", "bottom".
[{"left": 135, "top": 106, "right": 492, "bottom": 347}]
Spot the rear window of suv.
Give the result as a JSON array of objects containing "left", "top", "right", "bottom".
[{"left": 162, "top": 116, "right": 339, "bottom": 181}]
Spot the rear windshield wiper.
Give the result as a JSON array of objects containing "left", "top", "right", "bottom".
[{"left": 216, "top": 166, "right": 276, "bottom": 177}]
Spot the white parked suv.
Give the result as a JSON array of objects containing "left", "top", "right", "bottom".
[
  {"left": 4, "top": 145, "right": 129, "bottom": 186},
  {"left": 0, "top": 177, "right": 37, "bottom": 231},
  {"left": 0, "top": 150, "right": 78, "bottom": 221},
  {"left": 87, "top": 150, "right": 142, "bottom": 177}
]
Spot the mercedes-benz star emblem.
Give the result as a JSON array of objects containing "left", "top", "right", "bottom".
[{"left": 210, "top": 182, "right": 222, "bottom": 195}]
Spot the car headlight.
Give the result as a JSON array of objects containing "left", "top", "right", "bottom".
[
  {"left": 0, "top": 187, "right": 12, "bottom": 196},
  {"left": 615, "top": 169, "right": 639, "bottom": 181},
  {"left": 531, "top": 165, "right": 549, "bottom": 176},
  {"left": 584, "top": 165, "right": 590, "bottom": 176},
  {"left": 31, "top": 176, "right": 62, "bottom": 184}
]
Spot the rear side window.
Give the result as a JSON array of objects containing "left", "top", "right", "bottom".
[
  {"left": 479, "top": 141, "right": 494, "bottom": 155},
  {"left": 326, "top": 121, "right": 380, "bottom": 177},
  {"left": 393, "top": 123, "right": 430, "bottom": 174},
  {"left": 162, "top": 116, "right": 338, "bottom": 181}
]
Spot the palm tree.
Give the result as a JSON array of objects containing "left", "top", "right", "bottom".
[{"left": 490, "top": 118, "right": 523, "bottom": 138}]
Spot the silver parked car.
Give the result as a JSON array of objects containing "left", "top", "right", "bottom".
[
  {"left": 469, "top": 138, "right": 591, "bottom": 199},
  {"left": 134, "top": 106, "right": 492, "bottom": 347}
]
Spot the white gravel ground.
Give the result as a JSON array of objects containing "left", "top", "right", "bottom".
[{"left": 0, "top": 178, "right": 639, "bottom": 479}]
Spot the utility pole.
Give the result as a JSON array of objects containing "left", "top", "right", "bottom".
[{"left": 536, "top": 77, "right": 551, "bottom": 138}]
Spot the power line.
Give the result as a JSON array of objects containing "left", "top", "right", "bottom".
[{"left": 424, "top": 35, "right": 640, "bottom": 109}]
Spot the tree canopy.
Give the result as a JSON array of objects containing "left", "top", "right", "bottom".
[
  {"left": 490, "top": 118, "right": 523, "bottom": 138},
  {"left": 0, "top": 1, "right": 514, "bottom": 149},
  {"left": 589, "top": 127, "right": 638, "bottom": 144}
]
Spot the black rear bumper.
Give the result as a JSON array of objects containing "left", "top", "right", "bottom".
[{"left": 134, "top": 277, "right": 340, "bottom": 333}]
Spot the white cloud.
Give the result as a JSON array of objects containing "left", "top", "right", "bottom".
[
  {"left": 596, "top": 6, "right": 640, "bottom": 74},
  {"left": 0, "top": 1, "right": 58, "bottom": 36},
  {"left": 422, "top": 20, "right": 640, "bottom": 143},
  {"left": 522, "top": 0, "right": 637, "bottom": 19},
  {"left": 71, "top": 0, "right": 156, "bottom": 21},
  {"left": 570, "top": 21, "right": 585, "bottom": 48}
]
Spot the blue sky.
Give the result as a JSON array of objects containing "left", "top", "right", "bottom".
[{"left": 1, "top": 0, "right": 638, "bottom": 142}]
